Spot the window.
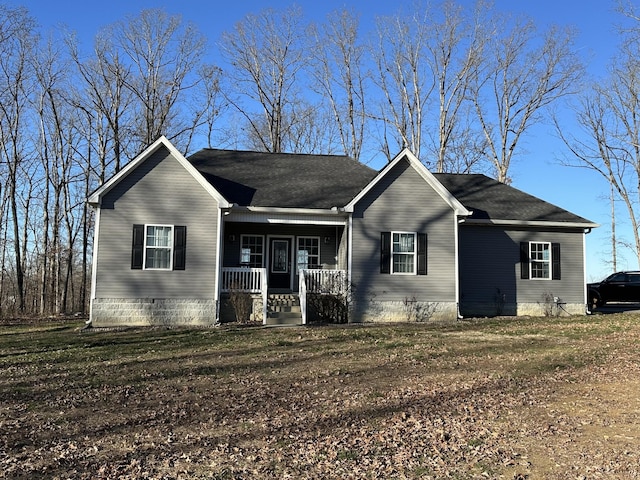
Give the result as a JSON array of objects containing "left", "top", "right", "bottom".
[
  {"left": 240, "top": 235, "right": 264, "bottom": 267},
  {"left": 145, "top": 225, "right": 173, "bottom": 269},
  {"left": 297, "top": 237, "right": 320, "bottom": 271},
  {"left": 131, "top": 224, "right": 186, "bottom": 270},
  {"left": 380, "top": 232, "right": 427, "bottom": 275},
  {"left": 392, "top": 232, "right": 416, "bottom": 274},
  {"left": 530, "top": 242, "right": 550, "bottom": 279},
  {"left": 520, "top": 242, "right": 561, "bottom": 280}
]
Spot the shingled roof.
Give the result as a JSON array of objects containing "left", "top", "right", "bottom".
[
  {"left": 187, "top": 148, "right": 377, "bottom": 209},
  {"left": 435, "top": 173, "right": 595, "bottom": 225},
  {"left": 186, "top": 148, "right": 594, "bottom": 226}
]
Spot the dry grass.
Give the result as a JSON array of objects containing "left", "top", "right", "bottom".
[{"left": 1, "top": 314, "right": 639, "bottom": 479}]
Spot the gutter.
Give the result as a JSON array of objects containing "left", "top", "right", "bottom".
[{"left": 460, "top": 218, "right": 600, "bottom": 229}]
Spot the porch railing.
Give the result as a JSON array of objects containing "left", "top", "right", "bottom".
[
  {"left": 299, "top": 269, "right": 348, "bottom": 324},
  {"left": 221, "top": 267, "right": 268, "bottom": 322}
]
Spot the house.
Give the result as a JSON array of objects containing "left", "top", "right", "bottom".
[{"left": 87, "top": 136, "right": 598, "bottom": 327}]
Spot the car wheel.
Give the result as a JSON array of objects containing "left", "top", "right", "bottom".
[{"left": 589, "top": 291, "right": 603, "bottom": 309}]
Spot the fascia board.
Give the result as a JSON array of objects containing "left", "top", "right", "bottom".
[
  {"left": 461, "top": 218, "right": 600, "bottom": 229},
  {"left": 232, "top": 206, "right": 349, "bottom": 216},
  {"left": 86, "top": 136, "right": 230, "bottom": 208}
]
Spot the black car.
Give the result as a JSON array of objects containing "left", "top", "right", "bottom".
[{"left": 587, "top": 271, "right": 640, "bottom": 307}]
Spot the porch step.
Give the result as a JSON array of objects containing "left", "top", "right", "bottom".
[{"left": 267, "top": 294, "right": 302, "bottom": 326}]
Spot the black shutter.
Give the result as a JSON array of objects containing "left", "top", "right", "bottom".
[
  {"left": 552, "top": 243, "right": 561, "bottom": 280},
  {"left": 173, "top": 226, "right": 187, "bottom": 270},
  {"left": 131, "top": 224, "right": 144, "bottom": 269},
  {"left": 417, "top": 233, "right": 427, "bottom": 275},
  {"left": 380, "top": 232, "right": 391, "bottom": 274},
  {"left": 520, "top": 242, "right": 529, "bottom": 279}
]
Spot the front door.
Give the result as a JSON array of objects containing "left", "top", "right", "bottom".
[{"left": 269, "top": 237, "right": 292, "bottom": 290}]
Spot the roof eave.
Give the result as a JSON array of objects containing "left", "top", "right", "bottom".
[
  {"left": 229, "top": 205, "right": 349, "bottom": 216},
  {"left": 461, "top": 218, "right": 600, "bottom": 229}
]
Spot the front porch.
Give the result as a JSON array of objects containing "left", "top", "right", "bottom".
[
  {"left": 220, "top": 267, "right": 349, "bottom": 325},
  {"left": 218, "top": 218, "right": 350, "bottom": 325}
]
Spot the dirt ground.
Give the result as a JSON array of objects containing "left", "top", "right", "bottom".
[{"left": 1, "top": 314, "right": 639, "bottom": 479}]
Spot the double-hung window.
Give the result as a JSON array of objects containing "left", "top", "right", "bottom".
[
  {"left": 380, "top": 231, "right": 427, "bottom": 275},
  {"left": 240, "top": 235, "right": 264, "bottom": 267},
  {"left": 392, "top": 232, "right": 416, "bottom": 274},
  {"left": 520, "top": 241, "right": 561, "bottom": 280},
  {"left": 131, "top": 224, "right": 186, "bottom": 270},
  {"left": 529, "top": 242, "right": 550, "bottom": 279},
  {"left": 145, "top": 225, "right": 173, "bottom": 269}
]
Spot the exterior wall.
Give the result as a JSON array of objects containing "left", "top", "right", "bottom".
[
  {"left": 91, "top": 145, "right": 220, "bottom": 326},
  {"left": 458, "top": 224, "right": 587, "bottom": 317},
  {"left": 91, "top": 298, "right": 216, "bottom": 326},
  {"left": 350, "top": 158, "right": 458, "bottom": 322}
]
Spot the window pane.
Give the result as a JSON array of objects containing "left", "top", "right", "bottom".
[
  {"left": 147, "top": 226, "right": 171, "bottom": 247},
  {"left": 393, "top": 233, "right": 415, "bottom": 253},
  {"left": 393, "top": 253, "right": 414, "bottom": 273},
  {"left": 146, "top": 247, "right": 171, "bottom": 269}
]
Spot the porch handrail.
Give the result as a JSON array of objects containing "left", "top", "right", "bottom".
[
  {"left": 299, "top": 269, "right": 348, "bottom": 325},
  {"left": 302, "top": 269, "right": 348, "bottom": 294},
  {"left": 221, "top": 267, "right": 265, "bottom": 293},
  {"left": 221, "top": 267, "right": 268, "bottom": 323},
  {"left": 299, "top": 269, "right": 308, "bottom": 325}
]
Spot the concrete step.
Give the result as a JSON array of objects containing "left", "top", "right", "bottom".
[
  {"left": 270, "top": 305, "right": 301, "bottom": 313},
  {"left": 265, "top": 312, "right": 302, "bottom": 326},
  {"left": 266, "top": 293, "right": 302, "bottom": 325}
]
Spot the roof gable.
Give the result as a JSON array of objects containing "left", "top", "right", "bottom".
[
  {"left": 87, "top": 136, "right": 230, "bottom": 207},
  {"left": 345, "top": 148, "right": 471, "bottom": 216},
  {"left": 187, "top": 148, "right": 377, "bottom": 209}
]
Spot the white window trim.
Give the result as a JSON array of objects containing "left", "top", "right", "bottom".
[
  {"left": 297, "top": 236, "right": 321, "bottom": 271},
  {"left": 529, "top": 241, "right": 551, "bottom": 280},
  {"left": 144, "top": 224, "right": 174, "bottom": 270},
  {"left": 392, "top": 231, "right": 417, "bottom": 275},
  {"left": 240, "top": 234, "right": 265, "bottom": 267}
]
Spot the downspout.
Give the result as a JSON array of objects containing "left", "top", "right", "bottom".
[
  {"left": 347, "top": 214, "right": 353, "bottom": 321},
  {"left": 214, "top": 206, "right": 226, "bottom": 325},
  {"left": 455, "top": 213, "right": 463, "bottom": 320},
  {"left": 584, "top": 227, "right": 593, "bottom": 315},
  {"left": 86, "top": 204, "right": 101, "bottom": 329}
]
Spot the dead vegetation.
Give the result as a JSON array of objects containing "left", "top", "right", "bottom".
[{"left": 1, "top": 314, "right": 639, "bottom": 479}]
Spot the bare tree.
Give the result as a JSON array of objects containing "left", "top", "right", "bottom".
[
  {"left": 470, "top": 16, "right": 582, "bottom": 183},
  {"left": 220, "top": 6, "right": 307, "bottom": 153},
  {"left": 69, "top": 32, "right": 134, "bottom": 177},
  {"left": 557, "top": 62, "right": 640, "bottom": 269},
  {"left": 309, "top": 9, "right": 367, "bottom": 160},
  {"left": 0, "top": 5, "right": 37, "bottom": 312},
  {"left": 106, "top": 8, "right": 207, "bottom": 150},
  {"left": 372, "top": 7, "right": 434, "bottom": 160},
  {"left": 426, "top": 0, "right": 488, "bottom": 173},
  {"left": 197, "top": 64, "right": 226, "bottom": 149}
]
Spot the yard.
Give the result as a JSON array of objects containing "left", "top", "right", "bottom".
[{"left": 1, "top": 314, "right": 639, "bottom": 479}]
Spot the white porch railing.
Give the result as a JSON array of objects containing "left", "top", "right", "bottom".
[
  {"left": 299, "top": 269, "right": 348, "bottom": 324},
  {"left": 221, "top": 267, "right": 268, "bottom": 322}
]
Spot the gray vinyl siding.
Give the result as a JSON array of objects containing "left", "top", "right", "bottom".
[
  {"left": 458, "top": 224, "right": 586, "bottom": 314},
  {"left": 351, "top": 158, "right": 457, "bottom": 303},
  {"left": 95, "top": 145, "right": 219, "bottom": 298},
  {"left": 222, "top": 223, "right": 343, "bottom": 269}
]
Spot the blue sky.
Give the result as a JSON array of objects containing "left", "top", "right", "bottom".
[{"left": 22, "top": 0, "right": 633, "bottom": 280}]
